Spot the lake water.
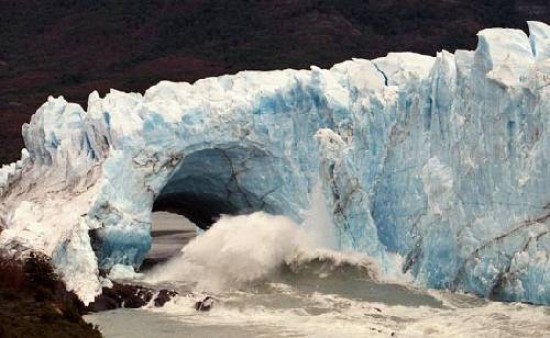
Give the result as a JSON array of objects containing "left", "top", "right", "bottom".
[{"left": 85, "top": 212, "right": 550, "bottom": 338}]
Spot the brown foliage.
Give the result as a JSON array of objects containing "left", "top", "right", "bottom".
[
  {"left": 0, "top": 253, "right": 101, "bottom": 337},
  {"left": 1, "top": 0, "right": 549, "bottom": 164}
]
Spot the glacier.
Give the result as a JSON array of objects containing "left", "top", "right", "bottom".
[{"left": 2, "top": 22, "right": 550, "bottom": 305}]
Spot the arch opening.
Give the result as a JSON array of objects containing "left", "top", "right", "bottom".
[
  {"left": 141, "top": 211, "right": 198, "bottom": 270},
  {"left": 91, "top": 145, "right": 288, "bottom": 271},
  {"left": 143, "top": 146, "right": 281, "bottom": 268},
  {"left": 152, "top": 146, "right": 279, "bottom": 229}
]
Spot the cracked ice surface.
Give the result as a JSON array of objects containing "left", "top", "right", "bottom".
[{"left": 2, "top": 22, "right": 550, "bottom": 304}]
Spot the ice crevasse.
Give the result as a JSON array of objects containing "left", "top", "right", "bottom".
[{"left": 2, "top": 22, "right": 550, "bottom": 305}]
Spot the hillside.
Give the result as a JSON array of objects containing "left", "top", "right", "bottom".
[{"left": 1, "top": 0, "right": 548, "bottom": 164}]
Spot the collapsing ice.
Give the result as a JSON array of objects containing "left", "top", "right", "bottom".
[{"left": 2, "top": 22, "right": 550, "bottom": 305}]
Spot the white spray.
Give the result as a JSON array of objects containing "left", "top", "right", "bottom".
[
  {"left": 300, "top": 182, "right": 338, "bottom": 250},
  {"left": 145, "top": 183, "right": 366, "bottom": 291},
  {"left": 146, "top": 212, "right": 302, "bottom": 291}
]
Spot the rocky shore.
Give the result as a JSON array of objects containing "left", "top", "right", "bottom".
[
  {"left": 0, "top": 252, "right": 101, "bottom": 337},
  {"left": 0, "top": 251, "right": 178, "bottom": 337}
]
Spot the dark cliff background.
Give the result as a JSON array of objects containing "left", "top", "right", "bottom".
[{"left": 1, "top": 0, "right": 548, "bottom": 164}]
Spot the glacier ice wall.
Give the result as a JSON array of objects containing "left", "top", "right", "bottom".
[{"left": 2, "top": 22, "right": 550, "bottom": 304}]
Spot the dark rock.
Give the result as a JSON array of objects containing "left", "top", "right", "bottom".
[
  {"left": 195, "top": 296, "right": 214, "bottom": 312},
  {"left": 86, "top": 282, "right": 178, "bottom": 312},
  {"left": 154, "top": 289, "right": 178, "bottom": 307}
]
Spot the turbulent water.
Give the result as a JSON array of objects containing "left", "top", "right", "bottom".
[
  {"left": 86, "top": 279, "right": 550, "bottom": 338},
  {"left": 85, "top": 210, "right": 550, "bottom": 337}
]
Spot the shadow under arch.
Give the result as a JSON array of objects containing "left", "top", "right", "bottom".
[{"left": 152, "top": 145, "right": 283, "bottom": 230}]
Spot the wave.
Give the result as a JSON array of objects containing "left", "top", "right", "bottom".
[
  {"left": 145, "top": 212, "right": 307, "bottom": 291},
  {"left": 283, "top": 249, "right": 379, "bottom": 281},
  {"left": 144, "top": 210, "right": 382, "bottom": 292}
]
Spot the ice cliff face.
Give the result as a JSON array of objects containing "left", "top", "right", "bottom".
[{"left": 2, "top": 22, "right": 550, "bottom": 304}]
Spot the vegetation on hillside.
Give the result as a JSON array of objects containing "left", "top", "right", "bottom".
[
  {"left": 0, "top": 0, "right": 548, "bottom": 164},
  {"left": 0, "top": 252, "right": 101, "bottom": 337}
]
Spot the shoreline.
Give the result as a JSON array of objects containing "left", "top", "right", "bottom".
[
  {"left": 0, "top": 253, "right": 101, "bottom": 338},
  {"left": 0, "top": 212, "right": 194, "bottom": 337}
]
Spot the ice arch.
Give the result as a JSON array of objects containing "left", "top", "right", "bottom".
[
  {"left": 90, "top": 143, "right": 295, "bottom": 270},
  {"left": 83, "top": 74, "right": 339, "bottom": 271},
  {"left": 3, "top": 22, "right": 550, "bottom": 305}
]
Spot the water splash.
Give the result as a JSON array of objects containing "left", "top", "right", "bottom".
[
  {"left": 145, "top": 212, "right": 303, "bottom": 291},
  {"left": 145, "top": 185, "right": 377, "bottom": 291},
  {"left": 300, "top": 182, "right": 337, "bottom": 250}
]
